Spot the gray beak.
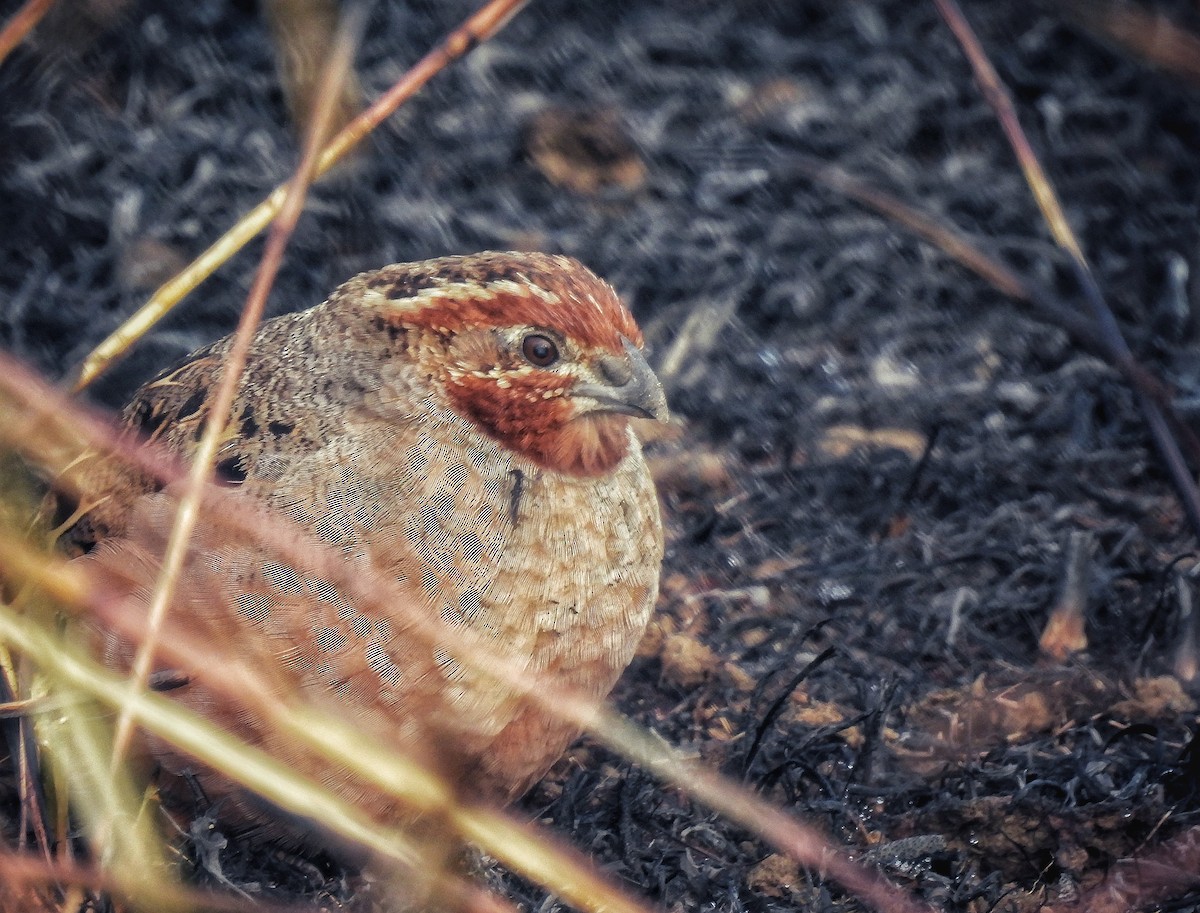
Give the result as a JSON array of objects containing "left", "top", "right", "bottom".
[{"left": 573, "top": 336, "right": 670, "bottom": 423}]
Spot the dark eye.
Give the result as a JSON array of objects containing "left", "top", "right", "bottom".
[{"left": 521, "top": 333, "right": 559, "bottom": 367}]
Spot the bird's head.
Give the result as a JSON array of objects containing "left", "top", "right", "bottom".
[{"left": 348, "top": 251, "right": 669, "bottom": 477}]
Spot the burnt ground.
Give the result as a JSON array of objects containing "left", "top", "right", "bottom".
[{"left": 3, "top": 0, "right": 1200, "bottom": 910}]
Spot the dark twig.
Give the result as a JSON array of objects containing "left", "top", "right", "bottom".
[
  {"left": 783, "top": 155, "right": 1200, "bottom": 468},
  {"left": 933, "top": 0, "right": 1200, "bottom": 544},
  {"left": 742, "top": 646, "right": 837, "bottom": 778}
]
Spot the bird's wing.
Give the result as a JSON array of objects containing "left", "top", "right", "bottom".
[{"left": 81, "top": 404, "right": 522, "bottom": 741}]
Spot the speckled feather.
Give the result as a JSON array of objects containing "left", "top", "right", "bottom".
[{"left": 61, "top": 251, "right": 665, "bottom": 830}]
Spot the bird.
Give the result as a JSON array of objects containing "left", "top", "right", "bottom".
[{"left": 48, "top": 250, "right": 668, "bottom": 837}]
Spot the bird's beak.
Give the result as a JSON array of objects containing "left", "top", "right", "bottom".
[{"left": 573, "top": 336, "right": 670, "bottom": 423}]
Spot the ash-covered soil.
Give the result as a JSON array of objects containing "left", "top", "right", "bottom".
[{"left": 3, "top": 1, "right": 1200, "bottom": 910}]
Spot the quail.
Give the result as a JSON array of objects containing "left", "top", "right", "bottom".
[{"left": 52, "top": 250, "right": 668, "bottom": 835}]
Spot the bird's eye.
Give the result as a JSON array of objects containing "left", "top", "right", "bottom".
[{"left": 521, "top": 333, "right": 559, "bottom": 367}]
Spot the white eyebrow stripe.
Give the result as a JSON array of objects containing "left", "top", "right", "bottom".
[
  {"left": 358, "top": 288, "right": 391, "bottom": 306},
  {"left": 525, "top": 284, "right": 562, "bottom": 304},
  {"left": 489, "top": 279, "right": 527, "bottom": 297},
  {"left": 381, "top": 279, "right": 563, "bottom": 313}
]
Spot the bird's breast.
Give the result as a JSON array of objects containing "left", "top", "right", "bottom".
[{"left": 252, "top": 414, "right": 662, "bottom": 757}]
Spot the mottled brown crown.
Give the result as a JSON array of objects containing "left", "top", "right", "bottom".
[{"left": 348, "top": 250, "right": 642, "bottom": 353}]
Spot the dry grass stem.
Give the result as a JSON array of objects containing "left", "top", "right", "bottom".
[
  {"left": 262, "top": 0, "right": 364, "bottom": 139},
  {"left": 933, "top": 0, "right": 1200, "bottom": 543},
  {"left": 933, "top": 0, "right": 1083, "bottom": 263},
  {"left": 0, "top": 605, "right": 439, "bottom": 894},
  {"left": 786, "top": 154, "right": 1200, "bottom": 466},
  {"left": 71, "top": 0, "right": 531, "bottom": 391},
  {"left": 0, "top": 542, "right": 654, "bottom": 913},
  {"left": 0, "top": 0, "right": 54, "bottom": 66},
  {"left": 0, "top": 847, "right": 331, "bottom": 913},
  {"left": 2, "top": 349, "right": 930, "bottom": 911},
  {"left": 108, "top": 0, "right": 362, "bottom": 776}
]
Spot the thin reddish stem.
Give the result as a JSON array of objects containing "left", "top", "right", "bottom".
[
  {"left": 108, "top": 6, "right": 361, "bottom": 770},
  {"left": 72, "top": 0, "right": 531, "bottom": 391},
  {"left": 0, "top": 0, "right": 54, "bottom": 66}
]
